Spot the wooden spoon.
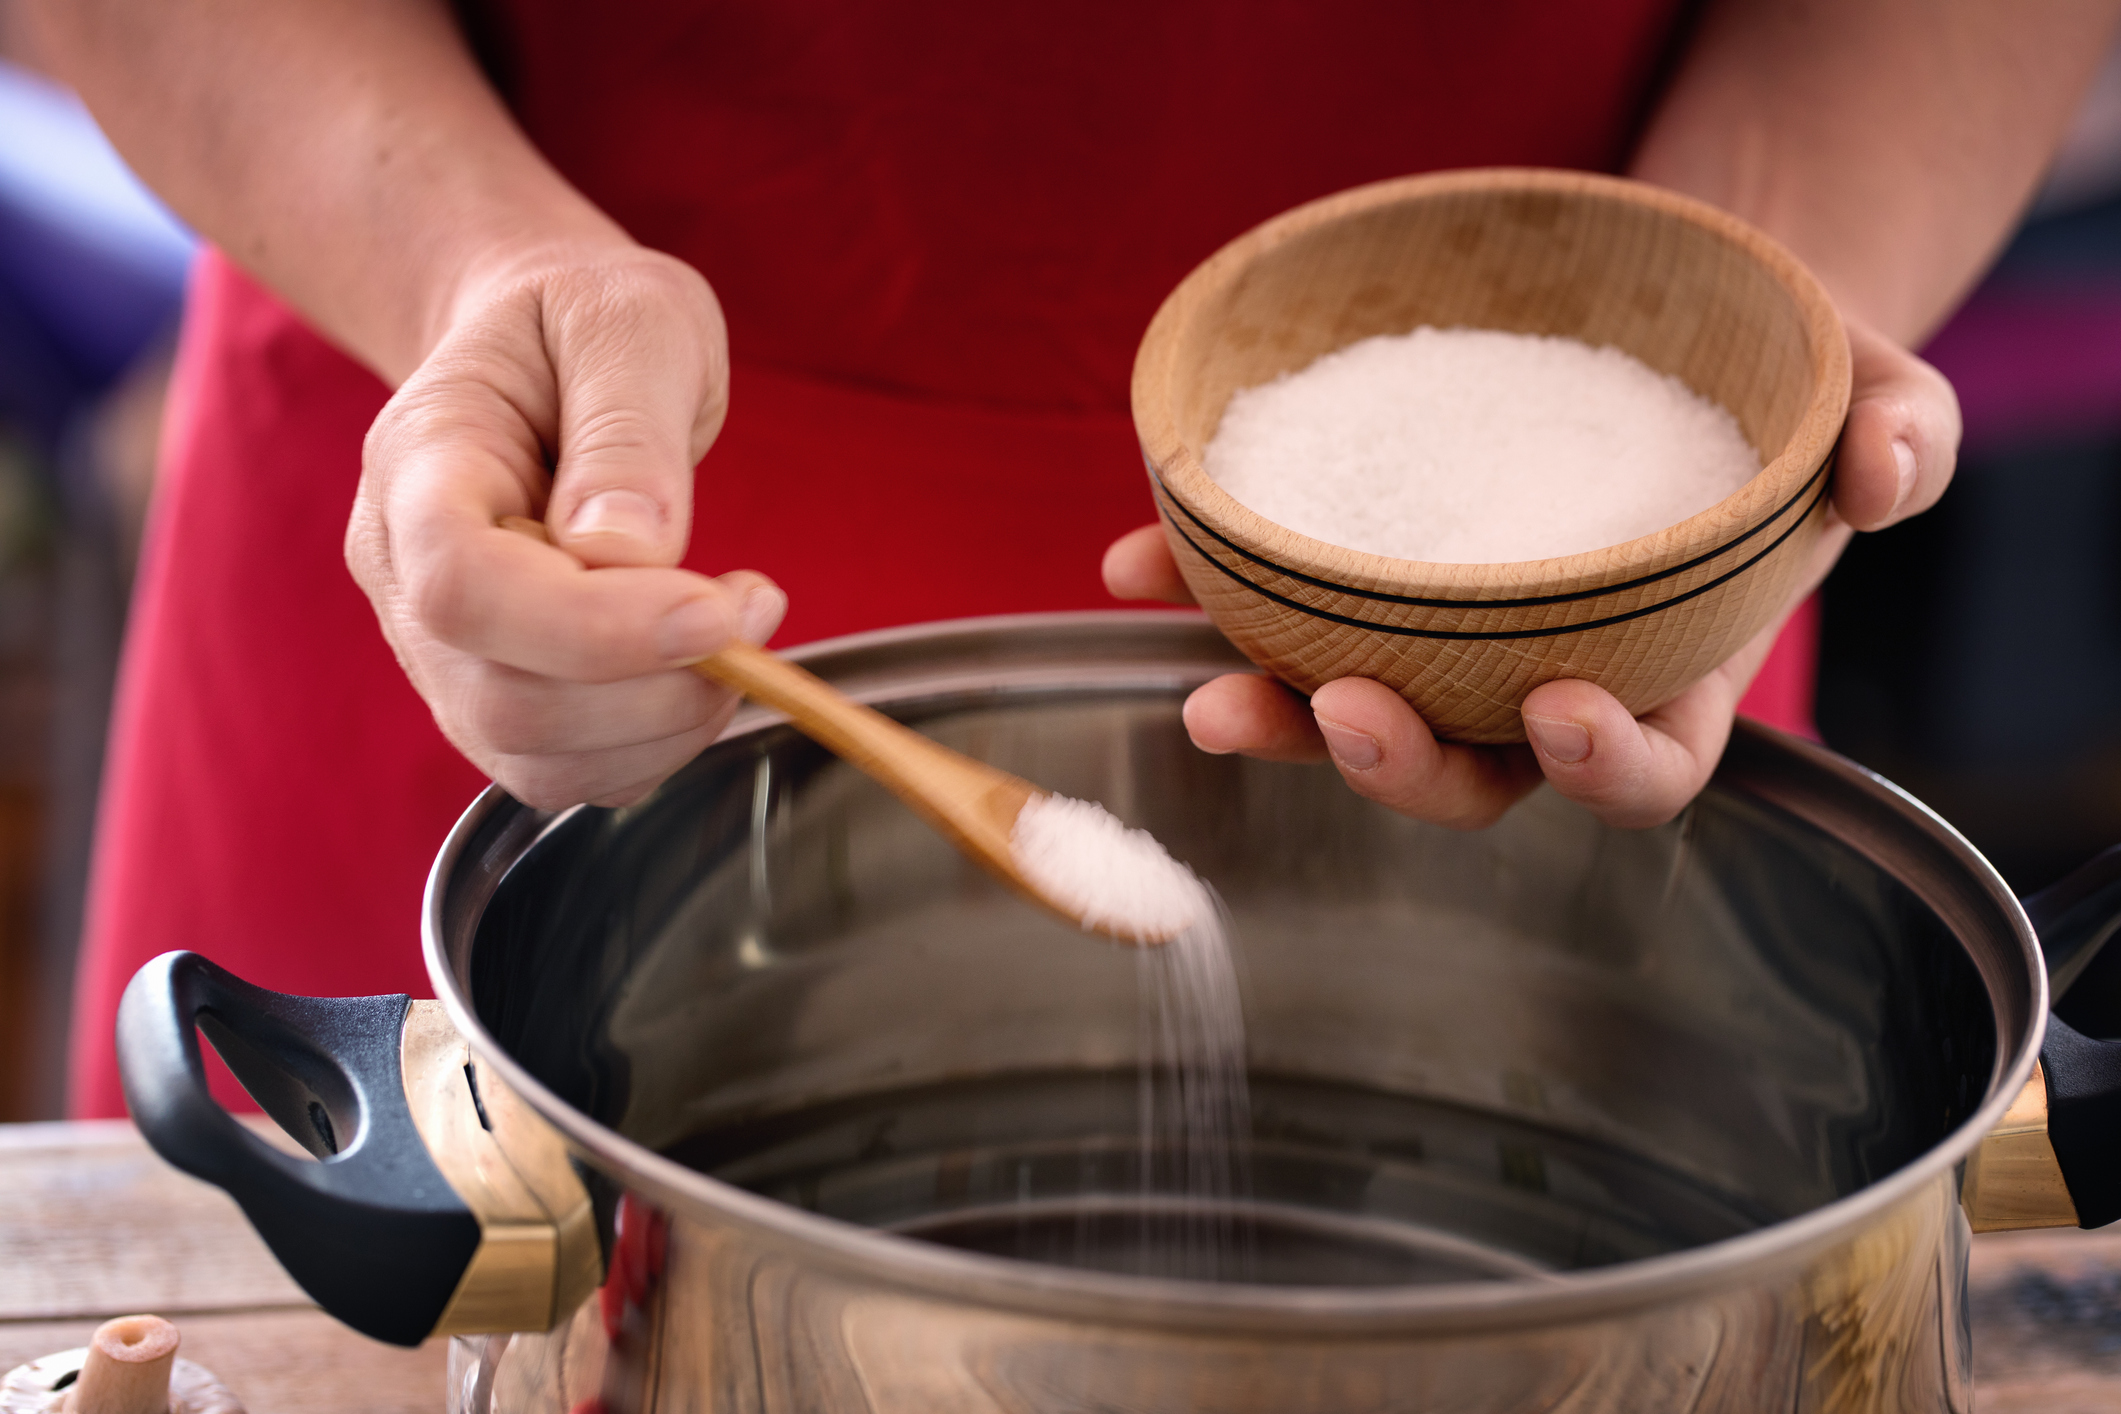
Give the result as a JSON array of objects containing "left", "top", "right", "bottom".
[{"left": 498, "top": 516, "right": 1170, "bottom": 944}]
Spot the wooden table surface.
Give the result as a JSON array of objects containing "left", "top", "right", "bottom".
[
  {"left": 7, "top": 1120, "right": 2121, "bottom": 1412},
  {"left": 0, "top": 1121, "right": 444, "bottom": 1414}
]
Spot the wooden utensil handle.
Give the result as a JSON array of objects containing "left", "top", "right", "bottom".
[
  {"left": 694, "top": 642, "right": 1030, "bottom": 846},
  {"left": 694, "top": 642, "right": 933, "bottom": 773}
]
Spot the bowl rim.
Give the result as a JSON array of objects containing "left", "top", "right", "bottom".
[{"left": 1131, "top": 167, "right": 1853, "bottom": 604}]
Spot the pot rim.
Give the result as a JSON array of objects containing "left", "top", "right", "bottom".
[{"left": 423, "top": 611, "right": 2044, "bottom": 1337}]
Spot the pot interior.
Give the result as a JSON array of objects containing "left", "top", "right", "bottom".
[{"left": 458, "top": 667, "right": 1999, "bottom": 1289}]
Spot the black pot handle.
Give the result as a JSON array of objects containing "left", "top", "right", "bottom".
[{"left": 117, "top": 951, "right": 480, "bottom": 1347}]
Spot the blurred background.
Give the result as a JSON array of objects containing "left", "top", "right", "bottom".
[
  {"left": 0, "top": 13, "right": 194, "bottom": 1120},
  {"left": 0, "top": 25, "right": 2115, "bottom": 1122},
  {"left": 1817, "top": 44, "right": 2121, "bottom": 899}
]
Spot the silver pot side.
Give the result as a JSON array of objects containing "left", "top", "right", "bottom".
[
  {"left": 450, "top": 1174, "right": 1970, "bottom": 1414},
  {"left": 423, "top": 613, "right": 2038, "bottom": 1414}
]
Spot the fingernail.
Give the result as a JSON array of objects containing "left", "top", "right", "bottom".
[
  {"left": 1316, "top": 716, "right": 1381, "bottom": 771},
  {"left": 738, "top": 584, "right": 787, "bottom": 644},
  {"left": 1889, "top": 439, "right": 1917, "bottom": 512},
  {"left": 655, "top": 596, "right": 732, "bottom": 663},
  {"left": 1524, "top": 714, "right": 1591, "bottom": 764},
  {"left": 568, "top": 488, "right": 664, "bottom": 545}
]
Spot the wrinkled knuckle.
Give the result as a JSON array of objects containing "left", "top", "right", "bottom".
[
  {"left": 549, "top": 258, "right": 724, "bottom": 380},
  {"left": 366, "top": 380, "right": 450, "bottom": 461},
  {"left": 568, "top": 404, "right": 672, "bottom": 465},
  {"left": 622, "top": 254, "right": 715, "bottom": 313},
  {"left": 360, "top": 410, "right": 409, "bottom": 479},
  {"left": 625, "top": 255, "right": 711, "bottom": 307},
  {"left": 343, "top": 504, "right": 387, "bottom": 588},
  {"left": 404, "top": 552, "right": 479, "bottom": 647},
  {"left": 565, "top": 256, "right": 712, "bottom": 332}
]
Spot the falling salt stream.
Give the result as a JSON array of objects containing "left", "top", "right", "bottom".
[
  {"left": 1010, "top": 795, "right": 1254, "bottom": 1281},
  {"left": 1132, "top": 903, "right": 1253, "bottom": 1281},
  {"left": 990, "top": 333, "right": 1755, "bottom": 1283}
]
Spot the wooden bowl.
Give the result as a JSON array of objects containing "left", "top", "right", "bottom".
[{"left": 1131, "top": 168, "right": 1850, "bottom": 744}]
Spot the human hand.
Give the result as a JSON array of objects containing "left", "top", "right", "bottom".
[
  {"left": 1103, "top": 314, "right": 1959, "bottom": 829},
  {"left": 346, "top": 242, "right": 786, "bottom": 809}
]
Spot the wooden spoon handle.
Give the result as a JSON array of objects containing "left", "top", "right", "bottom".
[
  {"left": 695, "top": 641, "right": 1034, "bottom": 874},
  {"left": 693, "top": 640, "right": 933, "bottom": 776}
]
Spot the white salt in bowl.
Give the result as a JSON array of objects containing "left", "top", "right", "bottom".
[{"left": 1131, "top": 168, "right": 1850, "bottom": 744}]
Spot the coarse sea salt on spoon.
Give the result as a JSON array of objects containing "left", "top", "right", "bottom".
[{"left": 1009, "top": 794, "right": 1212, "bottom": 943}]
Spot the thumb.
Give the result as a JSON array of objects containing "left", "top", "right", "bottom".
[
  {"left": 540, "top": 260, "right": 730, "bottom": 569},
  {"left": 1832, "top": 315, "right": 1960, "bottom": 533}
]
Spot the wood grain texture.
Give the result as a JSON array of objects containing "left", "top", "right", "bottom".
[
  {"left": 0, "top": 1315, "right": 442, "bottom": 1414},
  {"left": 13, "top": 1121, "right": 2121, "bottom": 1410},
  {"left": 0, "top": 1121, "right": 304, "bottom": 1322},
  {"left": 1, "top": 1122, "right": 445, "bottom": 1414},
  {"left": 1132, "top": 168, "right": 1851, "bottom": 743},
  {"left": 400, "top": 1002, "right": 602, "bottom": 1337},
  {"left": 1963, "top": 1061, "right": 2080, "bottom": 1233}
]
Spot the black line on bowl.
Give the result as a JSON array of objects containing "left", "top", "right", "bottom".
[
  {"left": 1150, "top": 456, "right": 1829, "bottom": 609},
  {"left": 1161, "top": 476, "right": 1830, "bottom": 642}
]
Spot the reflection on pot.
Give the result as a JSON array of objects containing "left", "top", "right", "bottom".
[
  {"left": 115, "top": 617, "right": 2121, "bottom": 1414},
  {"left": 454, "top": 1171, "right": 1968, "bottom": 1414}
]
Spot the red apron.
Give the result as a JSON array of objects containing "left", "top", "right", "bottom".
[{"left": 71, "top": 0, "right": 1818, "bottom": 1116}]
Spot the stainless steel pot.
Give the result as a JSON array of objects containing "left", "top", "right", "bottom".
[{"left": 117, "top": 614, "right": 2121, "bottom": 1413}]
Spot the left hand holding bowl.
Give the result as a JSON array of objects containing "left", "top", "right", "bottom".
[{"left": 1102, "top": 313, "right": 1959, "bottom": 830}]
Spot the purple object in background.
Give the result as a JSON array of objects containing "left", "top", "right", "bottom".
[
  {"left": 1921, "top": 47, "right": 2121, "bottom": 455},
  {"left": 0, "top": 58, "right": 195, "bottom": 445},
  {"left": 0, "top": 59, "right": 200, "bottom": 1124},
  {"left": 1818, "top": 48, "right": 2121, "bottom": 893},
  {"left": 1925, "top": 284, "right": 2121, "bottom": 454}
]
